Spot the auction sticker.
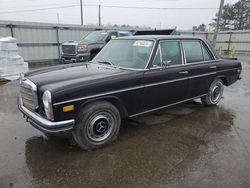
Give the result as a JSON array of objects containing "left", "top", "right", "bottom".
[{"left": 133, "top": 40, "right": 152, "bottom": 47}]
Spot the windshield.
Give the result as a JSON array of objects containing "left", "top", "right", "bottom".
[
  {"left": 83, "top": 31, "right": 108, "bottom": 42},
  {"left": 92, "top": 39, "right": 154, "bottom": 69}
]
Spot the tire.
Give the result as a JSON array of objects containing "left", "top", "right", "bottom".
[
  {"left": 201, "top": 78, "right": 224, "bottom": 106},
  {"left": 72, "top": 101, "right": 121, "bottom": 150}
]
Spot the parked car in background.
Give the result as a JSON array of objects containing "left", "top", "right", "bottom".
[
  {"left": 18, "top": 36, "right": 242, "bottom": 150},
  {"left": 60, "top": 30, "right": 132, "bottom": 63}
]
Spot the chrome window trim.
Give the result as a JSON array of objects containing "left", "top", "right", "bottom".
[
  {"left": 181, "top": 39, "right": 217, "bottom": 64},
  {"left": 53, "top": 71, "right": 217, "bottom": 106},
  {"left": 180, "top": 39, "right": 187, "bottom": 64},
  {"left": 181, "top": 59, "right": 221, "bottom": 66},
  {"left": 148, "top": 59, "right": 221, "bottom": 70},
  {"left": 143, "top": 39, "right": 157, "bottom": 69},
  {"left": 150, "top": 45, "right": 161, "bottom": 69},
  {"left": 149, "top": 39, "right": 219, "bottom": 70},
  {"left": 150, "top": 40, "right": 184, "bottom": 69},
  {"left": 200, "top": 39, "right": 216, "bottom": 60},
  {"left": 182, "top": 40, "right": 204, "bottom": 64},
  {"left": 129, "top": 94, "right": 207, "bottom": 117},
  {"left": 200, "top": 40, "right": 206, "bottom": 62},
  {"left": 201, "top": 41, "right": 214, "bottom": 61},
  {"left": 92, "top": 38, "right": 156, "bottom": 71}
]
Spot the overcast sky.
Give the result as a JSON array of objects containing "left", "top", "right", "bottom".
[{"left": 0, "top": 0, "right": 239, "bottom": 30}]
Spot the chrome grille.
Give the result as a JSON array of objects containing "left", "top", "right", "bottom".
[
  {"left": 20, "top": 79, "right": 38, "bottom": 111},
  {"left": 62, "top": 44, "right": 77, "bottom": 55}
]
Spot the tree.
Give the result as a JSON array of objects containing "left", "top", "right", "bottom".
[
  {"left": 232, "top": 0, "right": 250, "bottom": 30},
  {"left": 210, "top": 0, "right": 250, "bottom": 31},
  {"left": 192, "top": 24, "right": 207, "bottom": 31}
]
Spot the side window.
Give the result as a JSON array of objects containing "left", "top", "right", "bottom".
[
  {"left": 152, "top": 40, "right": 182, "bottom": 67},
  {"left": 201, "top": 43, "right": 213, "bottom": 61},
  {"left": 106, "top": 32, "right": 118, "bottom": 42},
  {"left": 152, "top": 48, "right": 161, "bottom": 67},
  {"left": 183, "top": 40, "right": 203, "bottom": 63},
  {"left": 160, "top": 41, "right": 182, "bottom": 66}
]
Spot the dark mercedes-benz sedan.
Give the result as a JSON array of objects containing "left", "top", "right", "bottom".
[{"left": 18, "top": 36, "right": 242, "bottom": 150}]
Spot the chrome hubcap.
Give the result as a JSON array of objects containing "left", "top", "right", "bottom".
[
  {"left": 87, "top": 112, "right": 114, "bottom": 142},
  {"left": 211, "top": 82, "right": 223, "bottom": 103}
]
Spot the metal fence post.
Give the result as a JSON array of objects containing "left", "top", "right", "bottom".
[
  {"left": 55, "top": 26, "right": 60, "bottom": 62},
  {"left": 7, "top": 24, "right": 14, "bottom": 37},
  {"left": 227, "top": 32, "right": 233, "bottom": 54},
  {"left": 206, "top": 32, "right": 209, "bottom": 40}
]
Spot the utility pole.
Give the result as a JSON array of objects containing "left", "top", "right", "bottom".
[
  {"left": 57, "top": 13, "right": 60, "bottom": 24},
  {"left": 98, "top": 4, "right": 101, "bottom": 26},
  {"left": 212, "top": 0, "right": 224, "bottom": 46},
  {"left": 80, "top": 0, "right": 83, "bottom": 25}
]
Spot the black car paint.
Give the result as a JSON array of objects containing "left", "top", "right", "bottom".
[{"left": 23, "top": 36, "right": 242, "bottom": 126}]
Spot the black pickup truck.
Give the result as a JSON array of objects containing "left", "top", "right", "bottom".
[
  {"left": 18, "top": 36, "right": 242, "bottom": 150},
  {"left": 60, "top": 30, "right": 132, "bottom": 63}
]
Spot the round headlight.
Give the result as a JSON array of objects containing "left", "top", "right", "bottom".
[{"left": 42, "top": 90, "right": 51, "bottom": 109}]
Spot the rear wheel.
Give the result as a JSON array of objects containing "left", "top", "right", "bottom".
[
  {"left": 201, "top": 79, "right": 224, "bottom": 106},
  {"left": 73, "top": 101, "right": 121, "bottom": 150}
]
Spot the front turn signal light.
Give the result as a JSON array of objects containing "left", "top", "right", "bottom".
[{"left": 63, "top": 105, "right": 74, "bottom": 112}]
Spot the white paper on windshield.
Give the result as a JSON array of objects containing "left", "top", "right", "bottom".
[{"left": 133, "top": 40, "right": 152, "bottom": 47}]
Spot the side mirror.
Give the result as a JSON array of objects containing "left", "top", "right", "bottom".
[
  {"left": 106, "top": 35, "right": 116, "bottom": 42},
  {"left": 162, "top": 60, "right": 172, "bottom": 67}
]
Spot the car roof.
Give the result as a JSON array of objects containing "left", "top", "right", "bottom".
[
  {"left": 115, "top": 35, "right": 205, "bottom": 41},
  {"left": 93, "top": 30, "right": 131, "bottom": 33}
]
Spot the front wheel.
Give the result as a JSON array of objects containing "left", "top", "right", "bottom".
[
  {"left": 73, "top": 101, "right": 121, "bottom": 150},
  {"left": 201, "top": 79, "right": 224, "bottom": 106}
]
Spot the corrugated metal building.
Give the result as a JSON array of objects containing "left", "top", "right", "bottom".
[{"left": 0, "top": 20, "right": 250, "bottom": 63}]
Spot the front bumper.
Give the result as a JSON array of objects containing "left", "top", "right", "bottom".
[
  {"left": 61, "top": 53, "right": 90, "bottom": 63},
  {"left": 18, "top": 96, "right": 75, "bottom": 135}
]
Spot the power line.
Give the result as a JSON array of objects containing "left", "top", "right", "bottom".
[
  {"left": 101, "top": 5, "right": 219, "bottom": 10},
  {"left": 0, "top": 0, "right": 178, "bottom": 9},
  {"left": 0, "top": 5, "right": 80, "bottom": 14},
  {"left": 0, "top": 4, "right": 219, "bottom": 15}
]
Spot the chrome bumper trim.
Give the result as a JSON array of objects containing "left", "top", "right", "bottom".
[{"left": 18, "top": 96, "right": 75, "bottom": 134}]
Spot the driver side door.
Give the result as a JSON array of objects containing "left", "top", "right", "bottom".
[{"left": 142, "top": 40, "right": 189, "bottom": 111}]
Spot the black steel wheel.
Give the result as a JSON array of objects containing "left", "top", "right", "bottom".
[{"left": 73, "top": 101, "right": 121, "bottom": 150}]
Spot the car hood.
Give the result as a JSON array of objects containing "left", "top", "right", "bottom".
[
  {"left": 63, "top": 40, "right": 104, "bottom": 45},
  {"left": 25, "top": 63, "right": 127, "bottom": 92}
]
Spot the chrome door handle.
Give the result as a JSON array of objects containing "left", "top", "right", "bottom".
[
  {"left": 178, "top": 71, "right": 189, "bottom": 74},
  {"left": 210, "top": 66, "right": 217, "bottom": 69}
]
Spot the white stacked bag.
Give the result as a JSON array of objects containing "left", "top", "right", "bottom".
[{"left": 0, "top": 37, "right": 28, "bottom": 81}]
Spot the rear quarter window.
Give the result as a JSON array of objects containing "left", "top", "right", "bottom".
[
  {"left": 183, "top": 40, "right": 203, "bottom": 63},
  {"left": 201, "top": 43, "right": 214, "bottom": 61}
]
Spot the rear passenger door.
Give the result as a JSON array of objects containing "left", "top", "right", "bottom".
[{"left": 182, "top": 40, "right": 217, "bottom": 98}]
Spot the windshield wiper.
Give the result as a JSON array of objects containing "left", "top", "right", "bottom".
[{"left": 96, "top": 60, "right": 116, "bottom": 67}]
